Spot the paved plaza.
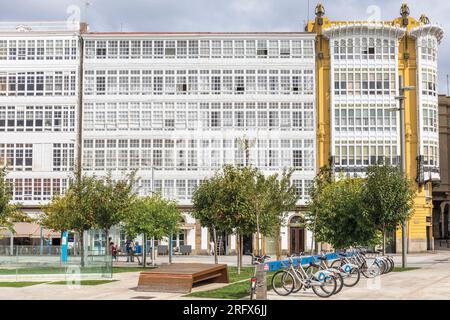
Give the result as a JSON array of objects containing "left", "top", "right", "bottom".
[{"left": 0, "top": 252, "right": 449, "bottom": 300}]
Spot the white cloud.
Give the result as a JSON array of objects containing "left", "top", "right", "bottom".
[{"left": 0, "top": 0, "right": 448, "bottom": 91}]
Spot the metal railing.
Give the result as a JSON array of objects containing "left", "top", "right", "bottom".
[
  {"left": 0, "top": 244, "right": 113, "bottom": 281},
  {"left": 0, "top": 245, "right": 85, "bottom": 256}
]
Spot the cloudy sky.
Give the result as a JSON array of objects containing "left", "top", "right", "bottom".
[{"left": 1, "top": 0, "right": 448, "bottom": 93}]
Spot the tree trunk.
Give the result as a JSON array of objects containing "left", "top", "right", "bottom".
[
  {"left": 311, "top": 213, "right": 318, "bottom": 255},
  {"left": 256, "top": 213, "right": 261, "bottom": 257},
  {"left": 104, "top": 228, "right": 109, "bottom": 256},
  {"left": 168, "top": 233, "right": 173, "bottom": 264},
  {"left": 275, "top": 225, "right": 281, "bottom": 261},
  {"left": 382, "top": 227, "right": 386, "bottom": 256},
  {"left": 151, "top": 237, "right": 155, "bottom": 267},
  {"left": 240, "top": 234, "right": 244, "bottom": 269},
  {"left": 143, "top": 234, "right": 147, "bottom": 268},
  {"left": 236, "top": 232, "right": 241, "bottom": 275},
  {"left": 79, "top": 231, "right": 85, "bottom": 268},
  {"left": 213, "top": 228, "right": 218, "bottom": 264}
]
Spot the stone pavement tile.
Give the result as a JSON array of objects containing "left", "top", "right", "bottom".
[
  {"left": 1, "top": 252, "right": 450, "bottom": 300},
  {"left": 267, "top": 259, "right": 450, "bottom": 300}
]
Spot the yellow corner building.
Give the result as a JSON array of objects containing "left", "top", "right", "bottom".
[{"left": 308, "top": 3, "right": 444, "bottom": 252}]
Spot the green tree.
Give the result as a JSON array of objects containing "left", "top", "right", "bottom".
[
  {"left": 41, "top": 172, "right": 97, "bottom": 266},
  {"left": 124, "top": 193, "right": 182, "bottom": 267},
  {"left": 363, "top": 164, "right": 416, "bottom": 254},
  {"left": 246, "top": 169, "right": 298, "bottom": 259},
  {"left": 306, "top": 165, "right": 333, "bottom": 253},
  {"left": 306, "top": 170, "right": 379, "bottom": 249},
  {"left": 0, "top": 167, "right": 29, "bottom": 232},
  {"left": 91, "top": 171, "right": 137, "bottom": 256},
  {"left": 192, "top": 174, "right": 232, "bottom": 264},
  {"left": 193, "top": 165, "right": 297, "bottom": 271},
  {"left": 220, "top": 165, "right": 256, "bottom": 274},
  {"left": 259, "top": 169, "right": 299, "bottom": 260}
]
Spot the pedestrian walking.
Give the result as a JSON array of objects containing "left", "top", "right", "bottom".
[
  {"left": 110, "top": 241, "right": 117, "bottom": 261},
  {"left": 126, "top": 239, "right": 133, "bottom": 262},
  {"left": 134, "top": 241, "right": 142, "bottom": 264},
  {"left": 209, "top": 240, "right": 215, "bottom": 256},
  {"left": 129, "top": 240, "right": 135, "bottom": 262}
]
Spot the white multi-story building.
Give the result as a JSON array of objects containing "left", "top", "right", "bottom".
[
  {"left": 1, "top": 22, "right": 318, "bottom": 255},
  {"left": 0, "top": 22, "right": 81, "bottom": 221},
  {"left": 308, "top": 3, "right": 444, "bottom": 252},
  {"left": 325, "top": 24, "right": 405, "bottom": 175},
  {"left": 82, "top": 32, "right": 317, "bottom": 255},
  {"left": 411, "top": 24, "right": 443, "bottom": 181}
]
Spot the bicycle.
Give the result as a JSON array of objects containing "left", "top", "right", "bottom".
[
  {"left": 366, "top": 249, "right": 395, "bottom": 274},
  {"left": 307, "top": 253, "right": 360, "bottom": 290},
  {"left": 271, "top": 254, "right": 338, "bottom": 298},
  {"left": 335, "top": 249, "right": 390, "bottom": 278},
  {"left": 338, "top": 250, "right": 381, "bottom": 278},
  {"left": 249, "top": 254, "right": 270, "bottom": 300}
]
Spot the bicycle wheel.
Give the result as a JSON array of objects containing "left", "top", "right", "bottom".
[
  {"left": 331, "top": 259, "right": 343, "bottom": 269},
  {"left": 306, "top": 266, "right": 343, "bottom": 295},
  {"left": 342, "top": 267, "right": 360, "bottom": 287},
  {"left": 386, "top": 257, "right": 395, "bottom": 273},
  {"left": 377, "top": 259, "right": 387, "bottom": 274},
  {"left": 330, "top": 269, "right": 344, "bottom": 294},
  {"left": 304, "top": 265, "right": 319, "bottom": 277},
  {"left": 311, "top": 275, "right": 337, "bottom": 298},
  {"left": 361, "top": 261, "right": 381, "bottom": 278},
  {"left": 271, "top": 270, "right": 295, "bottom": 296},
  {"left": 291, "top": 269, "right": 304, "bottom": 293}
]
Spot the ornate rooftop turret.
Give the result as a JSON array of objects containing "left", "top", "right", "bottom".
[
  {"left": 419, "top": 14, "right": 430, "bottom": 25},
  {"left": 400, "top": 3, "right": 410, "bottom": 26},
  {"left": 315, "top": 3, "right": 325, "bottom": 18},
  {"left": 400, "top": 3, "right": 410, "bottom": 18}
]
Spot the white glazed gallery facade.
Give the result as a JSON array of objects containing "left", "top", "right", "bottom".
[{"left": 1, "top": 22, "right": 317, "bottom": 255}]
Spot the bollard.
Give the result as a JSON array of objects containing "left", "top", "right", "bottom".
[{"left": 255, "top": 263, "right": 267, "bottom": 300}]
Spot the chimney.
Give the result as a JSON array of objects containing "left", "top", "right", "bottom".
[{"left": 79, "top": 22, "right": 89, "bottom": 33}]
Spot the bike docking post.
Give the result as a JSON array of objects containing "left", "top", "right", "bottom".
[{"left": 255, "top": 263, "right": 268, "bottom": 300}]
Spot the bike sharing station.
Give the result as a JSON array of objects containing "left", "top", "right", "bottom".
[
  {"left": 133, "top": 249, "right": 394, "bottom": 299},
  {"left": 251, "top": 250, "right": 395, "bottom": 300}
]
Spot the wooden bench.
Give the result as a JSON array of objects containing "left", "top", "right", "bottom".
[{"left": 137, "top": 263, "right": 229, "bottom": 293}]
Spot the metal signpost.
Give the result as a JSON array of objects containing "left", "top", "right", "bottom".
[
  {"left": 169, "top": 233, "right": 173, "bottom": 264},
  {"left": 61, "top": 230, "right": 68, "bottom": 264},
  {"left": 394, "top": 75, "right": 415, "bottom": 268}
]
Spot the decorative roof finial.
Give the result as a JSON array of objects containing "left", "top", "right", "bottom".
[
  {"left": 400, "top": 3, "right": 410, "bottom": 18},
  {"left": 315, "top": 3, "right": 325, "bottom": 18},
  {"left": 419, "top": 14, "right": 430, "bottom": 25}
]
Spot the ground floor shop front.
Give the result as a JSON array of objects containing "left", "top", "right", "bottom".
[{"left": 106, "top": 210, "right": 313, "bottom": 257}]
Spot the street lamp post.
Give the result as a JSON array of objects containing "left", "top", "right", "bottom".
[
  {"left": 150, "top": 166, "right": 156, "bottom": 267},
  {"left": 393, "top": 75, "right": 415, "bottom": 268}
]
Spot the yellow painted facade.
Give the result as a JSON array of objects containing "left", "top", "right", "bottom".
[{"left": 307, "top": 4, "right": 437, "bottom": 252}]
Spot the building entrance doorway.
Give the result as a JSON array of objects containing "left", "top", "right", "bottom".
[
  {"left": 290, "top": 227, "right": 305, "bottom": 255},
  {"left": 243, "top": 234, "right": 253, "bottom": 255},
  {"left": 288, "top": 215, "right": 305, "bottom": 255}
]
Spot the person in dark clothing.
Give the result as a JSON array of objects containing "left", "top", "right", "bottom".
[{"left": 110, "top": 241, "right": 117, "bottom": 261}]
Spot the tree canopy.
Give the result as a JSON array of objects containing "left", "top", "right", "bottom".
[
  {"left": 192, "top": 164, "right": 299, "bottom": 267},
  {"left": 306, "top": 167, "right": 379, "bottom": 249},
  {"left": 91, "top": 171, "right": 138, "bottom": 253},
  {"left": 123, "top": 193, "right": 182, "bottom": 241},
  {"left": 306, "top": 164, "right": 416, "bottom": 251},
  {"left": 0, "top": 167, "right": 28, "bottom": 231},
  {"left": 41, "top": 173, "right": 97, "bottom": 234},
  {"left": 362, "top": 164, "right": 416, "bottom": 253}
]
